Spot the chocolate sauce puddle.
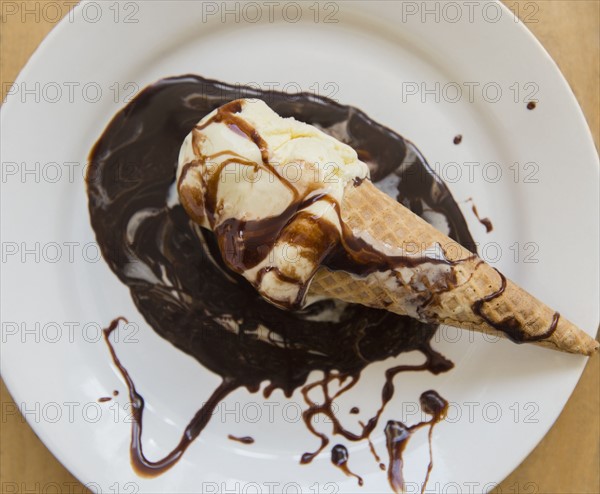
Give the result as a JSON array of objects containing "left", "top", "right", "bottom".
[{"left": 88, "top": 75, "right": 477, "bottom": 489}]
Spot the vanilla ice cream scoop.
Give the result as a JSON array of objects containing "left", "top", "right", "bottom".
[{"left": 177, "top": 98, "right": 369, "bottom": 308}]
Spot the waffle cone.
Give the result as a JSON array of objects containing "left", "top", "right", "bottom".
[{"left": 309, "top": 181, "right": 598, "bottom": 356}]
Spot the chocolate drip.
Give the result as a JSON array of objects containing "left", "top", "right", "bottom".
[
  {"left": 385, "top": 421, "right": 411, "bottom": 492},
  {"left": 213, "top": 192, "right": 336, "bottom": 275},
  {"left": 87, "top": 75, "right": 476, "bottom": 485},
  {"left": 103, "top": 318, "right": 238, "bottom": 477},
  {"left": 527, "top": 101, "right": 537, "bottom": 110},
  {"left": 331, "top": 444, "right": 363, "bottom": 486},
  {"left": 350, "top": 407, "right": 360, "bottom": 414},
  {"left": 466, "top": 198, "right": 493, "bottom": 233},
  {"left": 359, "top": 419, "right": 386, "bottom": 470},
  {"left": 453, "top": 135, "right": 463, "bottom": 145},
  {"left": 385, "top": 390, "right": 448, "bottom": 494},
  {"left": 472, "top": 270, "right": 560, "bottom": 343},
  {"left": 228, "top": 435, "right": 255, "bottom": 445}
]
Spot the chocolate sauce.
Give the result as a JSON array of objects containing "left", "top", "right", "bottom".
[
  {"left": 88, "top": 76, "right": 476, "bottom": 485},
  {"left": 472, "top": 270, "right": 560, "bottom": 343},
  {"left": 298, "top": 335, "right": 452, "bottom": 466},
  {"left": 98, "top": 396, "right": 112, "bottom": 403},
  {"left": 385, "top": 390, "right": 448, "bottom": 494},
  {"left": 331, "top": 444, "right": 363, "bottom": 486},
  {"left": 527, "top": 101, "right": 537, "bottom": 110},
  {"left": 453, "top": 135, "right": 462, "bottom": 145},
  {"left": 113, "top": 390, "right": 119, "bottom": 396},
  {"left": 228, "top": 435, "right": 255, "bottom": 445},
  {"left": 103, "top": 318, "right": 237, "bottom": 477},
  {"left": 466, "top": 198, "right": 493, "bottom": 233},
  {"left": 350, "top": 407, "right": 360, "bottom": 414},
  {"left": 359, "top": 419, "right": 386, "bottom": 470},
  {"left": 385, "top": 421, "right": 411, "bottom": 492}
]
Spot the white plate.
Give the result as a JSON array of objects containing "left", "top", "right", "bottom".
[{"left": 2, "top": 1, "right": 598, "bottom": 493}]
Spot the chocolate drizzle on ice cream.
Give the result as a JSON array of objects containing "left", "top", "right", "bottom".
[
  {"left": 88, "top": 75, "right": 477, "bottom": 490},
  {"left": 177, "top": 98, "right": 371, "bottom": 309}
]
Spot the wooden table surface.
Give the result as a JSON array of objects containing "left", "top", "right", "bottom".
[{"left": 1, "top": 1, "right": 598, "bottom": 493}]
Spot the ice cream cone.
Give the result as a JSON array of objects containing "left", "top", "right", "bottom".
[{"left": 309, "top": 180, "right": 598, "bottom": 356}]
